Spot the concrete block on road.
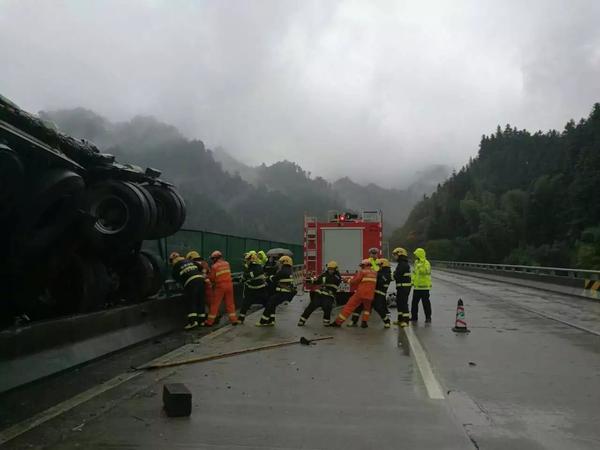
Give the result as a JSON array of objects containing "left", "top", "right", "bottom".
[{"left": 163, "top": 383, "right": 192, "bottom": 417}]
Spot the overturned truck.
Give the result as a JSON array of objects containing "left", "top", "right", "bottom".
[{"left": 0, "top": 95, "right": 186, "bottom": 327}]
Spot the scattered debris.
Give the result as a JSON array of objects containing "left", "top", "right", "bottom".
[
  {"left": 138, "top": 336, "right": 333, "bottom": 370},
  {"left": 469, "top": 362, "right": 477, "bottom": 366},
  {"left": 71, "top": 422, "right": 85, "bottom": 432}
]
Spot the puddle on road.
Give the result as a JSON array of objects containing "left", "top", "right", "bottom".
[{"left": 397, "top": 329, "right": 410, "bottom": 356}]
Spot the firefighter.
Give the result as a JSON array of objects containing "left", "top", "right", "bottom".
[
  {"left": 239, "top": 251, "right": 269, "bottom": 324},
  {"left": 368, "top": 247, "right": 381, "bottom": 271},
  {"left": 392, "top": 247, "right": 412, "bottom": 327},
  {"left": 330, "top": 259, "right": 377, "bottom": 328},
  {"left": 170, "top": 252, "right": 207, "bottom": 330},
  {"left": 411, "top": 247, "right": 432, "bottom": 323},
  {"left": 349, "top": 258, "right": 392, "bottom": 328},
  {"left": 257, "top": 255, "right": 295, "bottom": 326},
  {"left": 186, "top": 250, "right": 214, "bottom": 314},
  {"left": 298, "top": 260, "right": 342, "bottom": 326},
  {"left": 205, "top": 250, "right": 239, "bottom": 326}
]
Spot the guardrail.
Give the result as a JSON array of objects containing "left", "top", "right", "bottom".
[{"left": 431, "top": 260, "right": 600, "bottom": 281}]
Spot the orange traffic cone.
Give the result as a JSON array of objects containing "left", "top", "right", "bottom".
[{"left": 452, "top": 299, "right": 470, "bottom": 333}]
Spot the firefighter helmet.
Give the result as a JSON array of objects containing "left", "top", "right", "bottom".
[
  {"left": 368, "top": 247, "right": 379, "bottom": 256},
  {"left": 245, "top": 251, "right": 258, "bottom": 262},
  {"left": 186, "top": 250, "right": 201, "bottom": 260},
  {"left": 326, "top": 260, "right": 338, "bottom": 270},
  {"left": 392, "top": 247, "right": 408, "bottom": 257},
  {"left": 377, "top": 258, "right": 391, "bottom": 268},
  {"left": 279, "top": 255, "right": 293, "bottom": 266},
  {"left": 210, "top": 250, "right": 223, "bottom": 259},
  {"left": 360, "top": 259, "right": 371, "bottom": 267}
]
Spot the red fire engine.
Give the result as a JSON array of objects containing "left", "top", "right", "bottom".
[{"left": 303, "top": 210, "right": 383, "bottom": 280}]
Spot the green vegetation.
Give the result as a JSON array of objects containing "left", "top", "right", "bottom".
[{"left": 391, "top": 104, "right": 600, "bottom": 269}]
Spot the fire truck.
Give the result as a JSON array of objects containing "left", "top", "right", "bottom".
[{"left": 303, "top": 210, "right": 383, "bottom": 280}]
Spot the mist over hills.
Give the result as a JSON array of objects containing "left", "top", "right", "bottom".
[{"left": 40, "top": 108, "right": 449, "bottom": 243}]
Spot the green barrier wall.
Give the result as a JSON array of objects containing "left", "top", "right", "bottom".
[{"left": 143, "top": 228, "right": 303, "bottom": 273}]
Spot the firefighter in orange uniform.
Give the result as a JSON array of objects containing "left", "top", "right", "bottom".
[
  {"left": 186, "top": 251, "right": 214, "bottom": 314},
  {"left": 330, "top": 259, "right": 377, "bottom": 328},
  {"left": 204, "top": 250, "right": 239, "bottom": 326}
]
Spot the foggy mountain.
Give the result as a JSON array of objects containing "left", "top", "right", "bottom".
[{"left": 214, "top": 148, "right": 450, "bottom": 231}]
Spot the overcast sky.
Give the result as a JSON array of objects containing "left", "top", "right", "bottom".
[{"left": 2, "top": 0, "right": 600, "bottom": 186}]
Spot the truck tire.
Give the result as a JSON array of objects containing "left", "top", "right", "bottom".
[
  {"left": 144, "top": 184, "right": 186, "bottom": 239},
  {"left": 0, "top": 145, "right": 24, "bottom": 219},
  {"left": 136, "top": 184, "right": 159, "bottom": 240},
  {"left": 140, "top": 250, "right": 165, "bottom": 297},
  {"left": 117, "top": 252, "right": 157, "bottom": 302},
  {"left": 84, "top": 180, "right": 152, "bottom": 250},
  {"left": 49, "top": 254, "right": 111, "bottom": 314},
  {"left": 12, "top": 169, "right": 84, "bottom": 261}
]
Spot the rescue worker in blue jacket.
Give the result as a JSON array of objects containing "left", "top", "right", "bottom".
[
  {"left": 170, "top": 251, "right": 207, "bottom": 330},
  {"left": 392, "top": 247, "right": 412, "bottom": 327},
  {"left": 350, "top": 258, "right": 392, "bottom": 328},
  {"left": 257, "top": 255, "right": 295, "bottom": 326},
  {"left": 238, "top": 251, "right": 269, "bottom": 324},
  {"left": 298, "top": 261, "right": 342, "bottom": 326}
]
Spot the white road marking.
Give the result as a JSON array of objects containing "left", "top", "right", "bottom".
[
  {"left": 0, "top": 317, "right": 243, "bottom": 445},
  {"left": 405, "top": 326, "right": 445, "bottom": 400}
]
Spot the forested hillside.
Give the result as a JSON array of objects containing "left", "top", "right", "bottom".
[{"left": 391, "top": 104, "right": 600, "bottom": 269}]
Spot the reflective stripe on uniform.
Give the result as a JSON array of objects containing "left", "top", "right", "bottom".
[
  {"left": 363, "top": 277, "right": 377, "bottom": 283},
  {"left": 279, "top": 278, "right": 294, "bottom": 283},
  {"left": 397, "top": 282, "right": 412, "bottom": 287},
  {"left": 276, "top": 288, "right": 292, "bottom": 292},
  {"left": 187, "top": 312, "right": 198, "bottom": 318},
  {"left": 316, "top": 289, "right": 334, "bottom": 298},
  {"left": 216, "top": 269, "right": 231, "bottom": 277},
  {"left": 245, "top": 283, "right": 267, "bottom": 289},
  {"left": 375, "top": 289, "right": 387, "bottom": 296},
  {"left": 228, "top": 313, "right": 237, "bottom": 317},
  {"left": 183, "top": 274, "right": 204, "bottom": 287}
]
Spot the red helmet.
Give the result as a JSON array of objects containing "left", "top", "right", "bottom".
[{"left": 210, "top": 250, "right": 222, "bottom": 259}]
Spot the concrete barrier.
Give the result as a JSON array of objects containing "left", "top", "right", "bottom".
[{"left": 0, "top": 266, "right": 305, "bottom": 393}]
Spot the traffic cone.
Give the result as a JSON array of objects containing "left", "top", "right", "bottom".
[{"left": 452, "top": 299, "right": 470, "bottom": 333}]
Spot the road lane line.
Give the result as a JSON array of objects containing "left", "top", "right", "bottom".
[
  {"left": 0, "top": 317, "right": 245, "bottom": 445},
  {"left": 405, "top": 327, "right": 445, "bottom": 400}
]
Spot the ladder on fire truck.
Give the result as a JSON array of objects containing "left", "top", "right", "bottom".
[{"left": 304, "top": 215, "right": 318, "bottom": 276}]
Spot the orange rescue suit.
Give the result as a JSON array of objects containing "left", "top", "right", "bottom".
[
  {"left": 336, "top": 268, "right": 377, "bottom": 324},
  {"left": 206, "top": 259, "right": 238, "bottom": 325}
]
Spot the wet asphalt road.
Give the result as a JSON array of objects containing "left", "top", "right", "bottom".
[{"left": 3, "top": 270, "right": 600, "bottom": 449}]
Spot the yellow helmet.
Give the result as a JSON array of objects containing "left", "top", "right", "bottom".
[
  {"left": 326, "top": 260, "right": 338, "bottom": 270},
  {"left": 186, "top": 250, "right": 200, "bottom": 260},
  {"left": 377, "top": 258, "right": 391, "bottom": 268},
  {"left": 257, "top": 250, "right": 268, "bottom": 265},
  {"left": 279, "top": 255, "right": 293, "bottom": 266},
  {"left": 245, "top": 251, "right": 258, "bottom": 262},
  {"left": 392, "top": 247, "right": 408, "bottom": 257}
]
